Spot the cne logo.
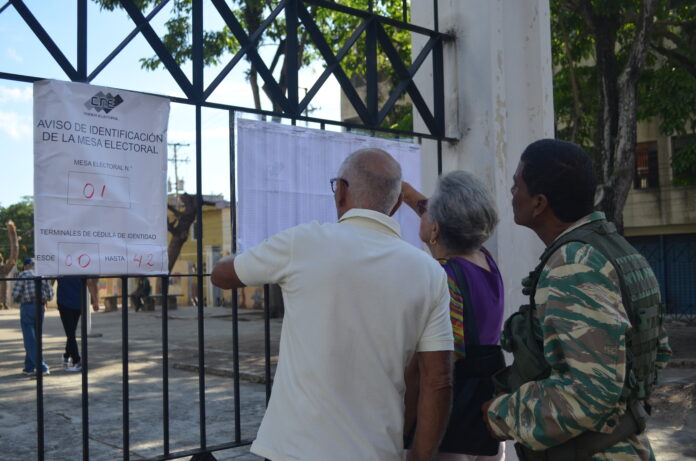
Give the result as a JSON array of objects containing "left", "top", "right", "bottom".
[{"left": 84, "top": 91, "right": 124, "bottom": 114}]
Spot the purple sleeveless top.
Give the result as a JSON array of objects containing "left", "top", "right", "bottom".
[{"left": 442, "top": 250, "right": 505, "bottom": 346}]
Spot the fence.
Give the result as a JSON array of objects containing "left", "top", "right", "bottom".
[{"left": 0, "top": 0, "right": 449, "bottom": 459}]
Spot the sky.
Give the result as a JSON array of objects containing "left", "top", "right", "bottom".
[{"left": 0, "top": 0, "right": 341, "bottom": 207}]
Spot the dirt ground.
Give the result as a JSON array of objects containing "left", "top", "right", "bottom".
[
  {"left": 647, "top": 320, "right": 696, "bottom": 460},
  {"left": 663, "top": 321, "right": 696, "bottom": 361}
]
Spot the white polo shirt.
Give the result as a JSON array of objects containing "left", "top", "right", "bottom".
[{"left": 235, "top": 208, "right": 453, "bottom": 461}]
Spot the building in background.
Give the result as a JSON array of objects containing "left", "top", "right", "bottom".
[{"left": 625, "top": 122, "right": 696, "bottom": 318}]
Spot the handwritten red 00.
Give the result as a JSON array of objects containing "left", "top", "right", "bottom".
[{"left": 65, "top": 253, "right": 91, "bottom": 268}]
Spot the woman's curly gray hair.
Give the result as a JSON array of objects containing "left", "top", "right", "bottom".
[{"left": 428, "top": 171, "right": 498, "bottom": 254}]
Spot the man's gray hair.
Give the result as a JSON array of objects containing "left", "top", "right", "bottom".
[
  {"left": 428, "top": 171, "right": 498, "bottom": 254},
  {"left": 338, "top": 148, "right": 402, "bottom": 214}
]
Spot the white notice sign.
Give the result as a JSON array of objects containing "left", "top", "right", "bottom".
[{"left": 33, "top": 80, "right": 170, "bottom": 276}]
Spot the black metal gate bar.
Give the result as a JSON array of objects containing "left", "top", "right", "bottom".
[
  {"left": 77, "top": 0, "right": 87, "bottom": 81},
  {"left": 228, "top": 110, "right": 242, "bottom": 443},
  {"left": 121, "top": 276, "right": 130, "bottom": 460},
  {"left": 0, "top": 70, "right": 454, "bottom": 142},
  {"left": 437, "top": 139, "right": 442, "bottom": 175},
  {"left": 263, "top": 284, "right": 272, "bottom": 403},
  {"left": 161, "top": 275, "right": 171, "bottom": 456},
  {"left": 367, "top": 14, "right": 378, "bottom": 125},
  {"left": 191, "top": 3, "right": 210, "bottom": 449},
  {"left": 286, "top": 0, "right": 299, "bottom": 116},
  {"left": 79, "top": 277, "right": 90, "bottom": 461},
  {"left": 33, "top": 278, "right": 45, "bottom": 461}
]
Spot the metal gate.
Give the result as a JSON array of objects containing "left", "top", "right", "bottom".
[
  {"left": 628, "top": 233, "right": 696, "bottom": 320},
  {"left": 0, "top": 1, "right": 451, "bottom": 459}
]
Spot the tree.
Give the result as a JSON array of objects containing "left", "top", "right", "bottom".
[
  {"left": 94, "top": 0, "right": 412, "bottom": 129},
  {"left": 0, "top": 221, "right": 19, "bottom": 308},
  {"left": 167, "top": 193, "right": 214, "bottom": 272},
  {"left": 0, "top": 198, "right": 34, "bottom": 263},
  {"left": 551, "top": 0, "right": 696, "bottom": 231},
  {"left": 0, "top": 199, "right": 27, "bottom": 308}
]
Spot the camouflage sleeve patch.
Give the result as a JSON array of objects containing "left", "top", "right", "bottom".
[{"left": 488, "top": 242, "right": 634, "bottom": 452}]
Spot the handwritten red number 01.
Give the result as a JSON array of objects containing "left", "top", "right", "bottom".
[
  {"left": 133, "top": 254, "right": 155, "bottom": 268},
  {"left": 83, "top": 183, "right": 106, "bottom": 199}
]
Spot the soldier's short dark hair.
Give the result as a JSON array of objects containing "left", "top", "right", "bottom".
[{"left": 521, "top": 139, "right": 596, "bottom": 222}]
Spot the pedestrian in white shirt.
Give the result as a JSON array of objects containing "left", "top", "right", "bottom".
[{"left": 212, "top": 148, "right": 454, "bottom": 461}]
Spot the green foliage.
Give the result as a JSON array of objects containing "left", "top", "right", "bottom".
[
  {"left": 672, "top": 138, "right": 696, "bottom": 185},
  {"left": 639, "top": 65, "right": 696, "bottom": 135},
  {"left": 551, "top": 0, "right": 696, "bottom": 184},
  {"left": 0, "top": 197, "right": 34, "bottom": 263}
]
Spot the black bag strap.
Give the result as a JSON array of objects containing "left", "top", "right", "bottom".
[{"left": 446, "top": 258, "right": 480, "bottom": 346}]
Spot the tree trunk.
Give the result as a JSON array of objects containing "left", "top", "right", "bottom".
[
  {"left": 596, "top": 0, "right": 658, "bottom": 233},
  {"left": 569, "top": 0, "right": 658, "bottom": 233},
  {"left": 249, "top": 67, "right": 262, "bottom": 110},
  {"left": 0, "top": 220, "right": 19, "bottom": 308},
  {"left": 167, "top": 193, "right": 208, "bottom": 273}
]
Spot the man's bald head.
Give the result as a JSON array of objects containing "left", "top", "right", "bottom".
[{"left": 337, "top": 148, "right": 402, "bottom": 215}]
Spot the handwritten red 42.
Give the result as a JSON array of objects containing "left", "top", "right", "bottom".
[{"left": 132, "top": 253, "right": 154, "bottom": 268}]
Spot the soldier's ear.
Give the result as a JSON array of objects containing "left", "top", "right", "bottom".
[{"left": 531, "top": 194, "right": 548, "bottom": 218}]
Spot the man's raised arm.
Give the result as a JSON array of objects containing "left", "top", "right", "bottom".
[{"left": 211, "top": 256, "right": 246, "bottom": 289}]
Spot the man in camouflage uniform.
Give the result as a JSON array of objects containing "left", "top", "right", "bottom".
[{"left": 483, "top": 139, "right": 671, "bottom": 460}]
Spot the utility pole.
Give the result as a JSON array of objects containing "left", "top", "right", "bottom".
[{"left": 167, "top": 142, "right": 190, "bottom": 206}]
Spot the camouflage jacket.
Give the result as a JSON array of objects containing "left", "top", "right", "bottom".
[{"left": 487, "top": 212, "right": 671, "bottom": 460}]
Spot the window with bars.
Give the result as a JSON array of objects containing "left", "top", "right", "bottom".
[{"left": 634, "top": 141, "right": 659, "bottom": 189}]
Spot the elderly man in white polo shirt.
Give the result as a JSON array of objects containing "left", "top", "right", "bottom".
[{"left": 211, "top": 148, "right": 454, "bottom": 461}]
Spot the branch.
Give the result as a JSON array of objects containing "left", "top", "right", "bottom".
[
  {"left": 619, "top": 0, "right": 658, "bottom": 89},
  {"left": 651, "top": 44, "right": 696, "bottom": 79},
  {"left": 652, "top": 28, "right": 691, "bottom": 49},
  {"left": 168, "top": 203, "right": 183, "bottom": 217},
  {"left": 560, "top": 0, "right": 596, "bottom": 31}
]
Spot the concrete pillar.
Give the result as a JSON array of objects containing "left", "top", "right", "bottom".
[{"left": 412, "top": 0, "right": 553, "bottom": 319}]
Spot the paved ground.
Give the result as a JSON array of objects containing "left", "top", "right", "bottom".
[
  {"left": 0, "top": 305, "right": 280, "bottom": 460},
  {"left": 0, "top": 306, "right": 694, "bottom": 460}
]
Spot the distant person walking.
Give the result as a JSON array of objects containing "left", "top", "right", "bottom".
[
  {"left": 12, "top": 258, "right": 53, "bottom": 376},
  {"left": 57, "top": 277, "right": 99, "bottom": 372}
]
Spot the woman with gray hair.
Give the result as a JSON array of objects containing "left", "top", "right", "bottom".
[{"left": 403, "top": 171, "right": 506, "bottom": 461}]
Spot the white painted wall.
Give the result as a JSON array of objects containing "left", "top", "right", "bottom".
[{"left": 411, "top": 0, "right": 552, "bottom": 321}]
